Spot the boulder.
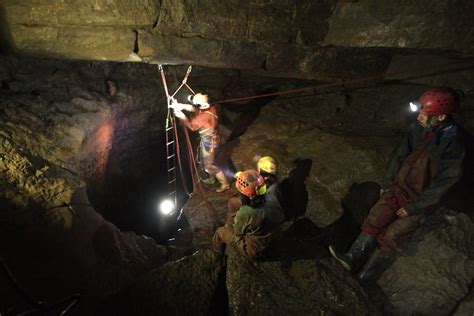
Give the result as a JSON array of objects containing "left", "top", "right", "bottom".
[{"left": 378, "top": 211, "right": 474, "bottom": 315}]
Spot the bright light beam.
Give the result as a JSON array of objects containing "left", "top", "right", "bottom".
[
  {"left": 159, "top": 199, "right": 175, "bottom": 215},
  {"left": 409, "top": 102, "right": 419, "bottom": 112}
]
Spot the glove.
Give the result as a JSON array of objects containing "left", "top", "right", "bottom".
[
  {"left": 174, "top": 109, "right": 185, "bottom": 119},
  {"left": 169, "top": 98, "right": 178, "bottom": 109}
]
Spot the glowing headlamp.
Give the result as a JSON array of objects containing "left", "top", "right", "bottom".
[
  {"left": 409, "top": 101, "right": 421, "bottom": 112},
  {"left": 158, "top": 199, "right": 175, "bottom": 215}
]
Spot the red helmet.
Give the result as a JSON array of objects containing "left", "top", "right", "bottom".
[
  {"left": 235, "top": 170, "right": 266, "bottom": 198},
  {"left": 419, "top": 88, "right": 457, "bottom": 116}
]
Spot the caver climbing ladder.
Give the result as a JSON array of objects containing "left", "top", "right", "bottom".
[
  {"left": 159, "top": 65, "right": 196, "bottom": 209},
  {"left": 158, "top": 64, "right": 220, "bottom": 222}
]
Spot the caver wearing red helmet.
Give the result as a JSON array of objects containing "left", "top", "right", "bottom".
[
  {"left": 235, "top": 169, "right": 266, "bottom": 198},
  {"left": 419, "top": 88, "right": 458, "bottom": 116},
  {"left": 329, "top": 86, "right": 465, "bottom": 283}
]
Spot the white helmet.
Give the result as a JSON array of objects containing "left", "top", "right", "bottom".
[{"left": 190, "top": 93, "right": 209, "bottom": 109}]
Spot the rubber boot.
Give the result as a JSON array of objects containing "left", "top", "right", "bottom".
[
  {"left": 356, "top": 248, "right": 395, "bottom": 283},
  {"left": 215, "top": 171, "right": 230, "bottom": 193},
  {"left": 329, "top": 232, "right": 377, "bottom": 272}
]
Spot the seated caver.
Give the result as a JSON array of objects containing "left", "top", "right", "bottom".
[
  {"left": 225, "top": 156, "right": 284, "bottom": 228},
  {"left": 329, "top": 87, "right": 466, "bottom": 282},
  {"left": 212, "top": 169, "right": 284, "bottom": 258}
]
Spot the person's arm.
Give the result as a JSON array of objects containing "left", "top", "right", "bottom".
[
  {"left": 405, "top": 133, "right": 465, "bottom": 216},
  {"left": 381, "top": 123, "right": 418, "bottom": 190},
  {"left": 233, "top": 211, "right": 245, "bottom": 237},
  {"left": 170, "top": 98, "right": 195, "bottom": 112},
  {"left": 173, "top": 102, "right": 195, "bottom": 112},
  {"left": 233, "top": 207, "right": 252, "bottom": 237}
]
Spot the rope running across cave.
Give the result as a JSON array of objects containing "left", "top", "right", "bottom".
[{"left": 212, "top": 59, "right": 474, "bottom": 104}]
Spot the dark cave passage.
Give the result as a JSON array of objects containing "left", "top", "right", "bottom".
[{"left": 82, "top": 113, "right": 193, "bottom": 244}]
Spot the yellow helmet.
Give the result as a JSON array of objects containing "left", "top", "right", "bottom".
[{"left": 257, "top": 156, "right": 277, "bottom": 175}]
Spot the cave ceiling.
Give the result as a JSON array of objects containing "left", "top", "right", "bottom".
[{"left": 2, "top": 0, "right": 474, "bottom": 81}]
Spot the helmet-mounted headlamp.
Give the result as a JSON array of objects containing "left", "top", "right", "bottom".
[{"left": 409, "top": 101, "right": 421, "bottom": 112}]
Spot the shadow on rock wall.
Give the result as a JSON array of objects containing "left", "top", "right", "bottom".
[
  {"left": 280, "top": 158, "right": 313, "bottom": 221},
  {"left": 445, "top": 130, "right": 474, "bottom": 219},
  {"left": 0, "top": 6, "right": 14, "bottom": 55}
]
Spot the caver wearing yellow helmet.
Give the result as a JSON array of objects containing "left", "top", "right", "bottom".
[
  {"left": 212, "top": 169, "right": 284, "bottom": 259},
  {"left": 257, "top": 156, "right": 284, "bottom": 222},
  {"left": 257, "top": 156, "right": 277, "bottom": 175}
]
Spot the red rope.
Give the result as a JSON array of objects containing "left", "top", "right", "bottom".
[{"left": 213, "top": 60, "right": 474, "bottom": 104}]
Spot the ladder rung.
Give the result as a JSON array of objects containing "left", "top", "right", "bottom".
[
  {"left": 167, "top": 154, "right": 175, "bottom": 159},
  {"left": 168, "top": 167, "right": 176, "bottom": 172},
  {"left": 168, "top": 191, "right": 176, "bottom": 196},
  {"left": 167, "top": 140, "right": 175, "bottom": 145},
  {"left": 166, "top": 127, "right": 174, "bottom": 131},
  {"left": 168, "top": 179, "right": 176, "bottom": 184}
]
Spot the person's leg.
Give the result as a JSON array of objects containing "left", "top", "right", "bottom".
[
  {"left": 356, "top": 216, "right": 419, "bottom": 283},
  {"left": 202, "top": 146, "right": 229, "bottom": 192},
  {"left": 355, "top": 248, "right": 395, "bottom": 283},
  {"left": 212, "top": 226, "right": 234, "bottom": 253},
  {"left": 361, "top": 190, "right": 399, "bottom": 238},
  {"left": 380, "top": 215, "right": 420, "bottom": 254},
  {"left": 329, "top": 232, "right": 377, "bottom": 271},
  {"left": 329, "top": 190, "right": 399, "bottom": 271},
  {"left": 215, "top": 170, "right": 230, "bottom": 192},
  {"left": 226, "top": 197, "right": 242, "bottom": 226}
]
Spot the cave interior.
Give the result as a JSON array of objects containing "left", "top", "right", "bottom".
[{"left": 1, "top": 1, "right": 474, "bottom": 315}]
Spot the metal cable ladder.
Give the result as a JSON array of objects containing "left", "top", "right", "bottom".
[{"left": 165, "top": 115, "right": 177, "bottom": 209}]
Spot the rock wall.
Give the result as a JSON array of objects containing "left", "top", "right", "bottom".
[
  {"left": 2, "top": 1, "right": 474, "bottom": 80},
  {"left": 0, "top": 57, "right": 172, "bottom": 314}
]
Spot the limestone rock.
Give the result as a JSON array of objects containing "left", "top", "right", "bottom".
[
  {"left": 100, "top": 249, "right": 223, "bottom": 315},
  {"left": 454, "top": 286, "right": 474, "bottom": 316},
  {"left": 3, "top": 1, "right": 474, "bottom": 80},
  {"left": 324, "top": 0, "right": 474, "bottom": 52},
  {"left": 379, "top": 212, "right": 474, "bottom": 315},
  {"left": 226, "top": 246, "right": 379, "bottom": 315}
]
